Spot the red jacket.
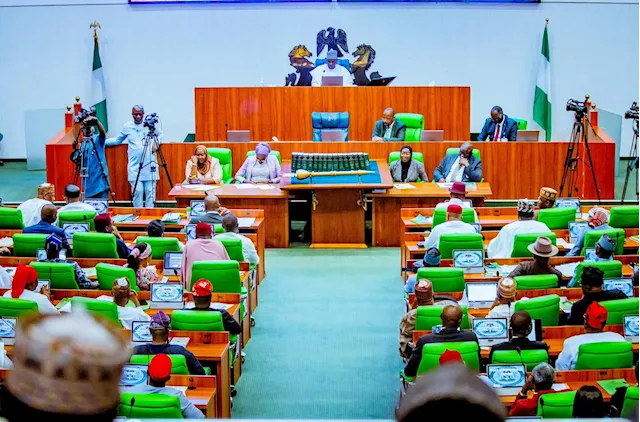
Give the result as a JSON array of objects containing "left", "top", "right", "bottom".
[{"left": 509, "top": 389, "right": 570, "bottom": 416}]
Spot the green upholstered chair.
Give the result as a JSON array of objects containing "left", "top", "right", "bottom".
[
  {"left": 0, "top": 297, "right": 38, "bottom": 318},
  {"left": 388, "top": 151, "right": 424, "bottom": 165},
  {"left": 96, "top": 263, "right": 138, "bottom": 291},
  {"left": 207, "top": 147, "right": 234, "bottom": 184},
  {"left": 438, "top": 233, "right": 484, "bottom": 260},
  {"left": 71, "top": 297, "right": 121, "bottom": 327},
  {"left": 213, "top": 224, "right": 224, "bottom": 234},
  {"left": 445, "top": 148, "right": 481, "bottom": 161},
  {"left": 189, "top": 260, "right": 244, "bottom": 294},
  {"left": 119, "top": 393, "right": 183, "bottom": 419},
  {"left": 514, "top": 294, "right": 560, "bottom": 326},
  {"left": 621, "top": 386, "right": 639, "bottom": 419},
  {"left": 72, "top": 232, "right": 118, "bottom": 258},
  {"left": 575, "top": 341, "right": 633, "bottom": 369},
  {"left": 581, "top": 228, "right": 626, "bottom": 256},
  {"left": 12, "top": 234, "right": 47, "bottom": 257},
  {"left": 537, "top": 207, "right": 576, "bottom": 230},
  {"left": 609, "top": 205, "right": 640, "bottom": 228},
  {"left": 170, "top": 309, "right": 225, "bottom": 331},
  {"left": 0, "top": 208, "right": 24, "bottom": 229},
  {"left": 29, "top": 262, "right": 79, "bottom": 289},
  {"left": 573, "top": 260, "right": 623, "bottom": 287},
  {"left": 246, "top": 150, "right": 282, "bottom": 164},
  {"left": 600, "top": 298, "right": 639, "bottom": 325},
  {"left": 416, "top": 267, "right": 465, "bottom": 293},
  {"left": 491, "top": 349, "right": 549, "bottom": 371},
  {"left": 513, "top": 274, "right": 559, "bottom": 290},
  {"left": 130, "top": 354, "right": 190, "bottom": 375},
  {"left": 415, "top": 305, "right": 470, "bottom": 330},
  {"left": 134, "top": 236, "right": 181, "bottom": 260},
  {"left": 512, "top": 118, "right": 528, "bottom": 130},
  {"left": 431, "top": 208, "right": 476, "bottom": 228},
  {"left": 394, "top": 113, "right": 424, "bottom": 142},
  {"left": 416, "top": 342, "right": 480, "bottom": 375},
  {"left": 57, "top": 210, "right": 97, "bottom": 231},
  {"left": 536, "top": 391, "right": 576, "bottom": 418},
  {"left": 510, "top": 233, "right": 557, "bottom": 258},
  {"left": 218, "top": 238, "right": 245, "bottom": 262}
]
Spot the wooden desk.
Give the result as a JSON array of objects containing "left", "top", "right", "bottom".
[{"left": 166, "top": 375, "right": 217, "bottom": 418}]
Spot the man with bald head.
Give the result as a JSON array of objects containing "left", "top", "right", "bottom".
[
  {"left": 433, "top": 142, "right": 483, "bottom": 183},
  {"left": 372, "top": 108, "right": 406, "bottom": 142},
  {"left": 216, "top": 213, "right": 260, "bottom": 265},
  {"left": 478, "top": 105, "right": 519, "bottom": 142},
  {"left": 404, "top": 304, "right": 478, "bottom": 377},
  {"left": 488, "top": 310, "right": 549, "bottom": 362},
  {"left": 189, "top": 194, "right": 223, "bottom": 225},
  {"left": 23, "top": 204, "right": 71, "bottom": 256}
]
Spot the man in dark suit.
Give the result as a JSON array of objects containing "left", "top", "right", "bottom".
[
  {"left": 488, "top": 311, "right": 549, "bottom": 362},
  {"left": 372, "top": 108, "right": 406, "bottom": 142},
  {"left": 478, "top": 106, "right": 519, "bottom": 142},
  {"left": 404, "top": 305, "right": 478, "bottom": 377},
  {"left": 23, "top": 204, "right": 71, "bottom": 256},
  {"left": 433, "top": 142, "right": 483, "bottom": 183},
  {"left": 189, "top": 195, "right": 223, "bottom": 225}
]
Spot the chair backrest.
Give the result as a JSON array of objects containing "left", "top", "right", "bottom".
[
  {"left": 213, "top": 224, "right": 224, "bottom": 234},
  {"left": 207, "top": 147, "right": 233, "bottom": 183},
  {"left": 314, "top": 58, "right": 350, "bottom": 70},
  {"left": 438, "top": 233, "right": 484, "bottom": 260},
  {"left": 599, "top": 298, "right": 639, "bottom": 325},
  {"left": 170, "top": 309, "right": 225, "bottom": 331},
  {"left": 311, "top": 112, "right": 350, "bottom": 142},
  {"left": 130, "top": 354, "right": 190, "bottom": 375},
  {"left": 491, "top": 349, "right": 549, "bottom": 371},
  {"left": 575, "top": 341, "right": 634, "bottom": 369},
  {"left": 388, "top": 151, "right": 424, "bottom": 165},
  {"left": 29, "top": 261, "right": 79, "bottom": 289},
  {"left": 536, "top": 391, "right": 577, "bottom": 418},
  {"left": 0, "top": 297, "right": 38, "bottom": 318},
  {"left": 510, "top": 232, "right": 557, "bottom": 258},
  {"left": 217, "top": 238, "right": 245, "bottom": 262},
  {"left": 119, "top": 393, "right": 183, "bottom": 419},
  {"left": 513, "top": 274, "right": 559, "bottom": 290},
  {"left": 621, "top": 386, "right": 639, "bottom": 419},
  {"left": 0, "top": 208, "right": 24, "bottom": 229},
  {"left": 246, "top": 150, "right": 282, "bottom": 164},
  {"left": 394, "top": 113, "right": 425, "bottom": 142},
  {"left": 416, "top": 267, "right": 466, "bottom": 293},
  {"left": 190, "top": 260, "right": 242, "bottom": 292},
  {"left": 512, "top": 118, "right": 528, "bottom": 130},
  {"left": 57, "top": 210, "right": 97, "bottom": 231},
  {"left": 71, "top": 296, "right": 121, "bottom": 326},
  {"left": 417, "top": 341, "right": 480, "bottom": 375},
  {"left": 514, "top": 294, "right": 560, "bottom": 326},
  {"left": 72, "top": 232, "right": 118, "bottom": 258},
  {"left": 415, "top": 305, "right": 470, "bottom": 330},
  {"left": 12, "top": 234, "right": 47, "bottom": 257},
  {"left": 573, "top": 260, "right": 623, "bottom": 287},
  {"left": 536, "top": 207, "right": 576, "bottom": 230},
  {"left": 445, "top": 148, "right": 481, "bottom": 161},
  {"left": 581, "top": 228, "right": 626, "bottom": 256},
  {"left": 134, "top": 236, "right": 181, "bottom": 260},
  {"left": 609, "top": 206, "right": 640, "bottom": 228},
  {"left": 96, "top": 263, "right": 138, "bottom": 291},
  {"left": 432, "top": 208, "right": 476, "bottom": 228}
]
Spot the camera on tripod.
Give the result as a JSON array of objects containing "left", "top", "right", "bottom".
[
  {"left": 144, "top": 113, "right": 159, "bottom": 130},
  {"left": 566, "top": 96, "right": 589, "bottom": 117},
  {"left": 624, "top": 102, "right": 638, "bottom": 120},
  {"left": 75, "top": 107, "right": 97, "bottom": 126}
]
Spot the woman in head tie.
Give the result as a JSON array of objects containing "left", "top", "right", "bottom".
[
  {"left": 235, "top": 142, "right": 281, "bottom": 184},
  {"left": 185, "top": 145, "right": 222, "bottom": 184},
  {"left": 390, "top": 145, "right": 428, "bottom": 183}
]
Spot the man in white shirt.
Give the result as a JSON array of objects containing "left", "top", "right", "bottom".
[
  {"left": 110, "top": 277, "right": 150, "bottom": 329},
  {"left": 310, "top": 50, "right": 354, "bottom": 87},
  {"left": 3, "top": 264, "right": 59, "bottom": 315},
  {"left": 17, "top": 183, "right": 55, "bottom": 227},
  {"left": 487, "top": 199, "right": 551, "bottom": 258},
  {"left": 216, "top": 213, "right": 260, "bottom": 266},
  {"left": 435, "top": 181, "right": 479, "bottom": 222},
  {"left": 556, "top": 301, "right": 626, "bottom": 370},
  {"left": 424, "top": 204, "right": 477, "bottom": 250},
  {"left": 57, "top": 184, "right": 96, "bottom": 214}
]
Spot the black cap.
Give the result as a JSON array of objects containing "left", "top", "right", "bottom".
[
  {"left": 147, "top": 220, "right": 165, "bottom": 237},
  {"left": 64, "top": 184, "right": 81, "bottom": 199}
]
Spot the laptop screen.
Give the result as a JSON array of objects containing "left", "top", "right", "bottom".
[
  {"left": 568, "top": 221, "right": 588, "bottom": 243},
  {"left": 453, "top": 250, "right": 484, "bottom": 268},
  {"left": 624, "top": 315, "right": 639, "bottom": 337},
  {"left": 487, "top": 364, "right": 527, "bottom": 388},
  {"left": 84, "top": 200, "right": 108, "bottom": 214},
  {"left": 131, "top": 321, "right": 152, "bottom": 343},
  {"left": 0, "top": 318, "right": 16, "bottom": 339},
  {"left": 120, "top": 364, "right": 149, "bottom": 387},
  {"left": 472, "top": 318, "right": 508, "bottom": 340},
  {"left": 584, "top": 248, "right": 597, "bottom": 261},
  {"left": 527, "top": 319, "right": 542, "bottom": 342},
  {"left": 151, "top": 283, "right": 183, "bottom": 303},
  {"left": 467, "top": 283, "right": 497, "bottom": 302},
  {"left": 190, "top": 200, "right": 205, "bottom": 217},
  {"left": 556, "top": 198, "right": 581, "bottom": 214},
  {"left": 62, "top": 223, "right": 90, "bottom": 240},
  {"left": 604, "top": 279, "right": 634, "bottom": 297},
  {"left": 185, "top": 224, "right": 196, "bottom": 242},
  {"left": 164, "top": 252, "right": 183, "bottom": 270},
  {"left": 36, "top": 248, "right": 47, "bottom": 261}
]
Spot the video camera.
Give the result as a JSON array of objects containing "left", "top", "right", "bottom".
[
  {"left": 144, "top": 113, "right": 159, "bottom": 130},
  {"left": 624, "top": 102, "right": 638, "bottom": 120},
  {"left": 566, "top": 96, "right": 589, "bottom": 117},
  {"left": 75, "top": 107, "right": 97, "bottom": 126}
]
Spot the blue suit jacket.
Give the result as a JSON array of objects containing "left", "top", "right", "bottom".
[
  {"left": 433, "top": 154, "right": 483, "bottom": 183},
  {"left": 23, "top": 220, "right": 72, "bottom": 255},
  {"left": 477, "top": 115, "right": 519, "bottom": 142}
]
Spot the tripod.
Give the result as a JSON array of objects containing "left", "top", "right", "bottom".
[
  {"left": 558, "top": 112, "right": 601, "bottom": 202},
  {"left": 621, "top": 118, "right": 639, "bottom": 203},
  {"left": 72, "top": 126, "right": 115, "bottom": 202},
  {"left": 131, "top": 126, "right": 174, "bottom": 207}
]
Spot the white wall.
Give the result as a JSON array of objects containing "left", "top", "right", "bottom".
[{"left": 0, "top": 0, "right": 637, "bottom": 159}]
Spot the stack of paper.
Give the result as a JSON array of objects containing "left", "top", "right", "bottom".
[
  {"left": 83, "top": 267, "right": 97, "bottom": 278},
  {"left": 556, "top": 238, "right": 575, "bottom": 249},
  {"left": 113, "top": 214, "right": 138, "bottom": 223},
  {"left": 410, "top": 214, "right": 431, "bottom": 225},
  {"left": 238, "top": 218, "right": 255, "bottom": 227},
  {"left": 235, "top": 184, "right": 257, "bottom": 190},
  {"left": 187, "top": 184, "right": 220, "bottom": 192},
  {"left": 554, "top": 262, "right": 579, "bottom": 278},
  {"left": 394, "top": 184, "right": 416, "bottom": 190},
  {"left": 0, "top": 238, "right": 13, "bottom": 248}
]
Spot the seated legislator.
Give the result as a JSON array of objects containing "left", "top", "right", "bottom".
[
  {"left": 184, "top": 279, "right": 242, "bottom": 335},
  {"left": 372, "top": 108, "right": 406, "bottom": 142},
  {"left": 39, "top": 234, "right": 98, "bottom": 289},
  {"left": 488, "top": 310, "right": 548, "bottom": 362},
  {"left": 435, "top": 181, "right": 478, "bottom": 222},
  {"left": 110, "top": 277, "right": 151, "bottom": 330},
  {"left": 508, "top": 236, "right": 563, "bottom": 285},
  {"left": 216, "top": 213, "right": 260, "bottom": 266},
  {"left": 537, "top": 186, "right": 558, "bottom": 211},
  {"left": 486, "top": 277, "right": 518, "bottom": 319},
  {"left": 235, "top": 142, "right": 281, "bottom": 184},
  {"left": 568, "top": 234, "right": 616, "bottom": 287},
  {"left": 3, "top": 264, "right": 59, "bottom": 315},
  {"left": 132, "top": 310, "right": 205, "bottom": 375},
  {"left": 567, "top": 207, "right": 610, "bottom": 256},
  {"left": 390, "top": 145, "right": 428, "bottom": 183},
  {"left": 406, "top": 248, "right": 441, "bottom": 294},
  {"left": 424, "top": 204, "right": 476, "bottom": 250},
  {"left": 126, "top": 243, "right": 159, "bottom": 291},
  {"left": 181, "top": 222, "right": 230, "bottom": 290},
  {"left": 573, "top": 386, "right": 607, "bottom": 418},
  {"left": 23, "top": 204, "right": 71, "bottom": 257},
  {"left": 566, "top": 266, "right": 627, "bottom": 325},
  {"left": 509, "top": 363, "right": 568, "bottom": 416},
  {"left": 556, "top": 301, "right": 626, "bottom": 370},
  {"left": 185, "top": 145, "right": 222, "bottom": 185},
  {"left": 400, "top": 281, "right": 434, "bottom": 359},
  {"left": 403, "top": 304, "right": 479, "bottom": 377},
  {"left": 477, "top": 105, "right": 519, "bottom": 142},
  {"left": 95, "top": 213, "right": 130, "bottom": 259},
  {"left": 189, "top": 194, "right": 223, "bottom": 225},
  {"left": 433, "top": 142, "right": 483, "bottom": 183},
  {"left": 57, "top": 184, "right": 95, "bottom": 213},
  {"left": 148, "top": 219, "right": 185, "bottom": 250},
  {"left": 310, "top": 49, "right": 354, "bottom": 86},
  {"left": 487, "top": 199, "right": 550, "bottom": 258},
  {"left": 17, "top": 183, "right": 55, "bottom": 227}
]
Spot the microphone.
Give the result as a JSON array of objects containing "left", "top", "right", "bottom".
[
  {"left": 515, "top": 346, "right": 526, "bottom": 368},
  {"left": 129, "top": 396, "right": 135, "bottom": 419}
]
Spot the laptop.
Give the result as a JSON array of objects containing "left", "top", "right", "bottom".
[
  {"left": 150, "top": 283, "right": 184, "bottom": 310},
  {"left": 453, "top": 250, "right": 485, "bottom": 274},
  {"left": 84, "top": 199, "right": 108, "bottom": 214},
  {"left": 515, "top": 130, "right": 540, "bottom": 142},
  {"left": 62, "top": 223, "right": 90, "bottom": 240},
  {"left": 556, "top": 198, "right": 581, "bottom": 218},
  {"left": 120, "top": 364, "right": 149, "bottom": 387},
  {"left": 320, "top": 130, "right": 345, "bottom": 142},
  {"left": 131, "top": 321, "right": 152, "bottom": 345},
  {"left": 623, "top": 315, "right": 639, "bottom": 343},
  {"left": 321, "top": 75, "right": 343, "bottom": 86},
  {"left": 604, "top": 278, "right": 634, "bottom": 297},
  {"left": 466, "top": 282, "right": 498, "bottom": 309},
  {"left": 487, "top": 364, "right": 527, "bottom": 396},
  {"left": 420, "top": 130, "right": 444, "bottom": 142},
  {"left": 185, "top": 224, "right": 197, "bottom": 242},
  {"left": 568, "top": 221, "right": 589, "bottom": 243},
  {"left": 367, "top": 76, "right": 396, "bottom": 86},
  {"left": 0, "top": 317, "right": 16, "bottom": 346},
  {"left": 584, "top": 248, "right": 598, "bottom": 261},
  {"left": 227, "top": 130, "right": 250, "bottom": 142},
  {"left": 36, "top": 248, "right": 47, "bottom": 261},
  {"left": 189, "top": 200, "right": 205, "bottom": 217},
  {"left": 163, "top": 251, "right": 182, "bottom": 276},
  {"left": 527, "top": 318, "right": 543, "bottom": 342},
  {"left": 473, "top": 318, "right": 508, "bottom": 347}
]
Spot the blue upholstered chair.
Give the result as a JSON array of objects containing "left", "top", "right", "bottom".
[
  {"left": 311, "top": 112, "right": 350, "bottom": 142},
  {"left": 314, "top": 58, "right": 350, "bottom": 71}
]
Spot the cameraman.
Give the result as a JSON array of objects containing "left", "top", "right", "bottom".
[
  {"left": 80, "top": 115, "right": 109, "bottom": 199},
  {"left": 106, "top": 105, "right": 164, "bottom": 207}
]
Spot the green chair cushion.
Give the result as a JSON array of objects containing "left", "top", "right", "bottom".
[
  {"left": 12, "top": 234, "right": 47, "bottom": 257},
  {"left": 514, "top": 294, "right": 560, "bottom": 326},
  {"left": 96, "top": 263, "right": 138, "bottom": 291},
  {"left": 0, "top": 208, "right": 24, "bottom": 229},
  {"left": 536, "top": 391, "right": 576, "bottom": 418},
  {"left": 190, "top": 260, "right": 242, "bottom": 293},
  {"left": 57, "top": 210, "right": 97, "bottom": 231},
  {"left": 609, "top": 206, "right": 640, "bottom": 228},
  {"left": 621, "top": 386, "right": 639, "bottom": 419},
  {"left": 71, "top": 296, "right": 121, "bottom": 327},
  {"left": 537, "top": 207, "right": 576, "bottom": 230},
  {"left": 581, "top": 228, "right": 626, "bottom": 256},
  {"left": 599, "top": 298, "right": 639, "bottom": 325},
  {"left": 72, "top": 232, "right": 118, "bottom": 258},
  {"left": 130, "top": 354, "right": 190, "bottom": 375},
  {"left": 218, "top": 238, "right": 245, "bottom": 262},
  {"left": 134, "top": 236, "right": 181, "bottom": 260},
  {"left": 575, "top": 341, "right": 633, "bottom": 369},
  {"left": 573, "top": 260, "right": 623, "bottom": 287},
  {"left": 513, "top": 274, "right": 559, "bottom": 290},
  {"left": 170, "top": 309, "right": 225, "bottom": 332},
  {"left": 511, "top": 233, "right": 556, "bottom": 258},
  {"left": 415, "top": 304, "right": 470, "bottom": 330},
  {"left": 207, "top": 147, "right": 234, "bottom": 184},
  {"left": 394, "top": 113, "right": 424, "bottom": 142},
  {"left": 432, "top": 208, "right": 476, "bottom": 228},
  {"left": 438, "top": 233, "right": 483, "bottom": 260},
  {"left": 416, "top": 267, "right": 465, "bottom": 293},
  {"left": 445, "top": 148, "right": 481, "bottom": 161},
  {"left": 29, "top": 261, "right": 79, "bottom": 289},
  {"left": 119, "top": 393, "right": 183, "bottom": 419},
  {"left": 417, "top": 341, "right": 479, "bottom": 375},
  {"left": 512, "top": 118, "right": 528, "bottom": 130},
  {"left": 0, "top": 297, "right": 38, "bottom": 318},
  {"left": 491, "top": 349, "right": 548, "bottom": 371}
]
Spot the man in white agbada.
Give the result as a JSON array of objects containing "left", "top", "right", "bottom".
[
  {"left": 424, "top": 203, "right": 477, "bottom": 250},
  {"left": 57, "top": 184, "right": 96, "bottom": 214},
  {"left": 310, "top": 50, "right": 354, "bottom": 87},
  {"left": 487, "top": 199, "right": 551, "bottom": 258},
  {"left": 106, "top": 105, "right": 164, "bottom": 207},
  {"left": 17, "top": 183, "right": 55, "bottom": 227}
]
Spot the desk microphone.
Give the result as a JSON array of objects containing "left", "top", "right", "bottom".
[
  {"left": 129, "top": 396, "right": 135, "bottom": 419},
  {"left": 225, "top": 122, "right": 228, "bottom": 141},
  {"left": 515, "top": 346, "right": 526, "bottom": 368}
]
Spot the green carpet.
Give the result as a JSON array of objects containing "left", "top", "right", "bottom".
[{"left": 232, "top": 248, "right": 404, "bottom": 419}]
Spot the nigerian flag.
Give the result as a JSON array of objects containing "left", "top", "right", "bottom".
[
  {"left": 533, "top": 23, "right": 551, "bottom": 141},
  {"left": 92, "top": 33, "right": 108, "bottom": 132}
]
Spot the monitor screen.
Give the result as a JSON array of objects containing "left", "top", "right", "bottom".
[
  {"left": 624, "top": 315, "right": 639, "bottom": 337},
  {"left": 584, "top": 248, "right": 597, "bottom": 261},
  {"left": 120, "top": 364, "right": 149, "bottom": 387},
  {"left": 604, "top": 279, "right": 634, "bottom": 297},
  {"left": 453, "top": 250, "right": 484, "bottom": 268},
  {"left": 527, "top": 319, "right": 542, "bottom": 342},
  {"left": 131, "top": 321, "right": 152, "bottom": 343},
  {"left": 84, "top": 200, "right": 108, "bottom": 214},
  {"left": 151, "top": 283, "right": 183, "bottom": 303},
  {"left": 185, "top": 224, "right": 196, "bottom": 241},
  {"left": 472, "top": 318, "right": 508, "bottom": 340},
  {"left": 0, "top": 318, "right": 16, "bottom": 339},
  {"left": 556, "top": 198, "right": 581, "bottom": 213},
  {"left": 568, "top": 221, "right": 588, "bottom": 242},
  {"left": 36, "top": 249, "right": 47, "bottom": 261},
  {"left": 467, "top": 283, "right": 497, "bottom": 302},
  {"left": 62, "top": 223, "right": 90, "bottom": 240},
  {"left": 190, "top": 200, "right": 205, "bottom": 217},
  {"left": 164, "top": 252, "right": 183, "bottom": 270},
  {"left": 487, "top": 365, "right": 526, "bottom": 388}
]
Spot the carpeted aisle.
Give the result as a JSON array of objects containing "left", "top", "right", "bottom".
[{"left": 232, "top": 248, "right": 404, "bottom": 419}]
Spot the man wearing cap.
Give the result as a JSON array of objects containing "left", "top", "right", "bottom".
[
  {"left": 508, "top": 236, "right": 563, "bottom": 285},
  {"left": 23, "top": 204, "right": 71, "bottom": 257},
  {"left": 186, "top": 279, "right": 242, "bottom": 334},
  {"left": 110, "top": 277, "right": 150, "bottom": 329},
  {"left": 216, "top": 213, "right": 259, "bottom": 265},
  {"left": 132, "top": 310, "right": 205, "bottom": 375},
  {"left": 557, "top": 301, "right": 626, "bottom": 370},
  {"left": 181, "top": 223, "right": 230, "bottom": 290},
  {"left": 95, "top": 213, "right": 131, "bottom": 258},
  {"left": 433, "top": 142, "right": 483, "bottom": 183},
  {"left": 406, "top": 248, "right": 441, "bottom": 293},
  {"left": 372, "top": 108, "right": 406, "bottom": 142},
  {"left": 536, "top": 187, "right": 558, "bottom": 212},
  {"left": 400, "top": 280, "right": 435, "bottom": 358},
  {"left": 566, "top": 266, "right": 627, "bottom": 325},
  {"left": 2, "top": 264, "right": 59, "bottom": 315},
  {"left": 435, "top": 181, "right": 479, "bottom": 222},
  {"left": 488, "top": 311, "right": 549, "bottom": 362},
  {"left": 488, "top": 199, "right": 550, "bottom": 258},
  {"left": 57, "top": 184, "right": 95, "bottom": 213},
  {"left": 17, "top": 183, "right": 55, "bottom": 227},
  {"left": 310, "top": 50, "right": 354, "bottom": 86},
  {"left": 567, "top": 207, "right": 610, "bottom": 256},
  {"left": 568, "top": 234, "right": 618, "bottom": 287},
  {"left": 121, "top": 354, "right": 204, "bottom": 419},
  {"left": 486, "top": 277, "right": 518, "bottom": 319},
  {"left": 509, "top": 363, "right": 567, "bottom": 416},
  {"left": 40, "top": 234, "right": 97, "bottom": 289},
  {"left": 424, "top": 204, "right": 477, "bottom": 250},
  {"left": 437, "top": 350, "right": 494, "bottom": 389}
]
